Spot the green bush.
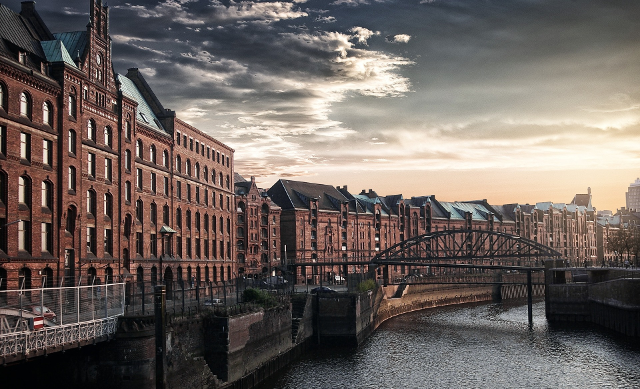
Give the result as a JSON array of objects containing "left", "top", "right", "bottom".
[
  {"left": 242, "top": 288, "right": 279, "bottom": 308},
  {"left": 357, "top": 279, "right": 377, "bottom": 293}
]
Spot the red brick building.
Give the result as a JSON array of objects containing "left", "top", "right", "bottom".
[
  {"left": 0, "top": 1, "right": 235, "bottom": 292},
  {"left": 234, "top": 174, "right": 281, "bottom": 277}
]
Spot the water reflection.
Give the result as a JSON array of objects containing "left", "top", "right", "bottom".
[{"left": 258, "top": 301, "right": 640, "bottom": 389}]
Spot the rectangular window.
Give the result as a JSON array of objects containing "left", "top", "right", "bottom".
[
  {"left": 176, "top": 131, "right": 181, "bottom": 145},
  {"left": 86, "top": 226, "right": 96, "bottom": 254},
  {"left": 195, "top": 186, "right": 200, "bottom": 204},
  {"left": 164, "top": 176, "right": 169, "bottom": 196},
  {"left": 187, "top": 237, "right": 192, "bottom": 258},
  {"left": 136, "top": 232, "right": 143, "bottom": 256},
  {"left": 41, "top": 222, "right": 52, "bottom": 253},
  {"left": 136, "top": 168, "right": 142, "bottom": 189},
  {"left": 42, "top": 139, "right": 52, "bottom": 166},
  {"left": 20, "top": 132, "right": 30, "bottom": 161},
  {"left": 195, "top": 141, "right": 199, "bottom": 153},
  {"left": 189, "top": 138, "right": 193, "bottom": 151},
  {"left": 150, "top": 233, "right": 157, "bottom": 257},
  {"left": 176, "top": 237, "right": 182, "bottom": 258},
  {"left": 187, "top": 183, "right": 191, "bottom": 202},
  {"left": 88, "top": 153, "right": 96, "bottom": 178},
  {"left": 204, "top": 189, "right": 208, "bottom": 206},
  {"left": 207, "top": 147, "right": 210, "bottom": 159},
  {"left": 183, "top": 135, "right": 187, "bottom": 147},
  {"left": 104, "top": 158, "right": 112, "bottom": 182},
  {"left": 125, "top": 181, "right": 131, "bottom": 203},
  {"left": 104, "top": 229, "right": 113, "bottom": 255},
  {"left": 195, "top": 238, "right": 201, "bottom": 258},
  {"left": 151, "top": 172, "right": 156, "bottom": 193},
  {"left": 18, "top": 220, "right": 31, "bottom": 252},
  {"left": 176, "top": 181, "right": 181, "bottom": 199}
]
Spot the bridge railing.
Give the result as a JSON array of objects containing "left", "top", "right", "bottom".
[{"left": 0, "top": 283, "right": 125, "bottom": 361}]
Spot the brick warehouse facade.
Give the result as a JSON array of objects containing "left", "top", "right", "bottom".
[
  {"left": 0, "top": 1, "right": 235, "bottom": 291},
  {"left": 0, "top": 0, "right": 601, "bottom": 293},
  {"left": 267, "top": 179, "right": 597, "bottom": 284}
]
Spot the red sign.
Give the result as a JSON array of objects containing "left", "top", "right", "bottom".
[{"left": 32, "top": 317, "right": 44, "bottom": 330}]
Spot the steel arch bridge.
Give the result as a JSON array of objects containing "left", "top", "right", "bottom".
[{"left": 371, "top": 229, "right": 562, "bottom": 268}]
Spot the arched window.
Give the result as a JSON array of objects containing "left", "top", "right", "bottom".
[
  {"left": 163, "top": 204, "right": 170, "bottom": 225},
  {"left": 68, "top": 93, "right": 76, "bottom": 118},
  {"left": 195, "top": 163, "right": 200, "bottom": 179},
  {"left": 150, "top": 202, "right": 157, "bottom": 225},
  {"left": 68, "top": 166, "right": 76, "bottom": 191},
  {"left": 163, "top": 150, "right": 169, "bottom": 168},
  {"left": 20, "top": 92, "right": 31, "bottom": 118},
  {"left": 18, "top": 175, "right": 31, "bottom": 207},
  {"left": 87, "top": 189, "right": 96, "bottom": 216},
  {"left": 150, "top": 145, "right": 156, "bottom": 164},
  {"left": 42, "top": 101, "right": 53, "bottom": 126},
  {"left": 176, "top": 208, "right": 182, "bottom": 229},
  {"left": 203, "top": 166, "right": 208, "bottom": 181},
  {"left": 68, "top": 129, "right": 76, "bottom": 155},
  {"left": 186, "top": 210, "right": 191, "bottom": 229},
  {"left": 136, "top": 139, "right": 143, "bottom": 159},
  {"left": 176, "top": 155, "right": 182, "bottom": 173},
  {"left": 104, "top": 192, "right": 113, "bottom": 218},
  {"left": 125, "top": 119, "right": 131, "bottom": 140},
  {"left": 104, "top": 126, "right": 112, "bottom": 148},
  {"left": 186, "top": 159, "right": 191, "bottom": 176},
  {"left": 125, "top": 181, "right": 131, "bottom": 203},
  {"left": 18, "top": 267, "right": 32, "bottom": 290},
  {"left": 226, "top": 175, "right": 230, "bottom": 189},
  {"left": 87, "top": 119, "right": 96, "bottom": 141},
  {"left": 219, "top": 172, "right": 223, "bottom": 187},
  {"left": 204, "top": 214, "right": 209, "bottom": 231},
  {"left": 41, "top": 180, "right": 53, "bottom": 209},
  {"left": 136, "top": 199, "right": 143, "bottom": 221}
]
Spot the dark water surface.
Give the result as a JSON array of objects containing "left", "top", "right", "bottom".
[{"left": 257, "top": 301, "right": 640, "bottom": 389}]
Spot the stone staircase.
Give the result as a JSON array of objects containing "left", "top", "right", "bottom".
[{"left": 392, "top": 283, "right": 408, "bottom": 299}]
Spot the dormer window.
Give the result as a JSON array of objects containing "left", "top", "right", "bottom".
[
  {"left": 139, "top": 112, "right": 149, "bottom": 123},
  {"left": 19, "top": 52, "right": 27, "bottom": 65}
]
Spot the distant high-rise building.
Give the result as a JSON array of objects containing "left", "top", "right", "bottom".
[{"left": 626, "top": 178, "right": 640, "bottom": 211}]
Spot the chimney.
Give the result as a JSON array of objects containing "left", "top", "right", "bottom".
[{"left": 588, "top": 187, "right": 591, "bottom": 195}]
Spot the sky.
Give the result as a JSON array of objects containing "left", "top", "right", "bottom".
[{"left": 6, "top": 0, "right": 640, "bottom": 210}]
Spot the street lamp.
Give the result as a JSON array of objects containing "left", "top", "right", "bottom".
[{"left": 159, "top": 226, "right": 176, "bottom": 284}]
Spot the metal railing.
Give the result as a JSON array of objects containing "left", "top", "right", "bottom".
[{"left": 0, "top": 283, "right": 125, "bottom": 360}]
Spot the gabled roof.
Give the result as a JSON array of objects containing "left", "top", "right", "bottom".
[
  {"left": 0, "top": 4, "right": 47, "bottom": 59},
  {"left": 118, "top": 74, "right": 168, "bottom": 135},
  {"left": 267, "top": 179, "right": 348, "bottom": 211},
  {"left": 40, "top": 39, "right": 77, "bottom": 68},
  {"left": 571, "top": 193, "right": 593, "bottom": 211},
  {"left": 53, "top": 31, "right": 87, "bottom": 62}
]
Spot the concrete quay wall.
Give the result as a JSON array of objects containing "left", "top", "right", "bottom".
[{"left": 546, "top": 276, "right": 640, "bottom": 338}]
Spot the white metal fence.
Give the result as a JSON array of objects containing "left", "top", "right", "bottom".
[{"left": 0, "top": 283, "right": 125, "bottom": 360}]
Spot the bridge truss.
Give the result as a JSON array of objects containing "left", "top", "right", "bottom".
[{"left": 372, "top": 229, "right": 561, "bottom": 268}]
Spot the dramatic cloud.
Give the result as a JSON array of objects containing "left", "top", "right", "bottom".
[{"left": 7, "top": 0, "right": 640, "bottom": 209}]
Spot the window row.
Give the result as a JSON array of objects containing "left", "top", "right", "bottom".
[
  {"left": 175, "top": 130, "right": 231, "bottom": 167},
  {"left": 175, "top": 208, "right": 231, "bottom": 234},
  {"left": 0, "top": 82, "right": 55, "bottom": 127},
  {"left": 174, "top": 155, "right": 230, "bottom": 188}
]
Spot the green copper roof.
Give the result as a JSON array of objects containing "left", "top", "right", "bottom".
[
  {"left": 117, "top": 74, "right": 167, "bottom": 134},
  {"left": 40, "top": 39, "right": 77, "bottom": 68},
  {"left": 53, "top": 31, "right": 87, "bottom": 62}
]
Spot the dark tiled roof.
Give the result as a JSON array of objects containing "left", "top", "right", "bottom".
[
  {"left": 53, "top": 31, "right": 87, "bottom": 61},
  {"left": 0, "top": 4, "right": 46, "bottom": 58},
  {"left": 267, "top": 179, "right": 348, "bottom": 211}
]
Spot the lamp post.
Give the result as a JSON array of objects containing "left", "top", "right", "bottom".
[{"left": 159, "top": 226, "right": 176, "bottom": 284}]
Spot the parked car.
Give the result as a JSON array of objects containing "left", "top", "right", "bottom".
[
  {"left": 260, "top": 276, "right": 288, "bottom": 290},
  {"left": 310, "top": 286, "right": 337, "bottom": 294},
  {"left": 204, "top": 298, "right": 223, "bottom": 306},
  {"left": 28, "top": 305, "right": 56, "bottom": 323}
]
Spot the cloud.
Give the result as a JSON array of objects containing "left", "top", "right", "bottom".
[
  {"left": 350, "top": 27, "right": 379, "bottom": 45},
  {"left": 386, "top": 34, "right": 411, "bottom": 44}
]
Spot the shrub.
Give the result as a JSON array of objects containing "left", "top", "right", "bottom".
[
  {"left": 242, "top": 288, "right": 279, "bottom": 308},
  {"left": 357, "top": 279, "right": 377, "bottom": 293}
]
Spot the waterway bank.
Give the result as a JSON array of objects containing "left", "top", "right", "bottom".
[{"left": 256, "top": 300, "right": 640, "bottom": 389}]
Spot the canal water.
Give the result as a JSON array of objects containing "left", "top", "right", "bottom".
[{"left": 257, "top": 300, "right": 640, "bottom": 388}]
